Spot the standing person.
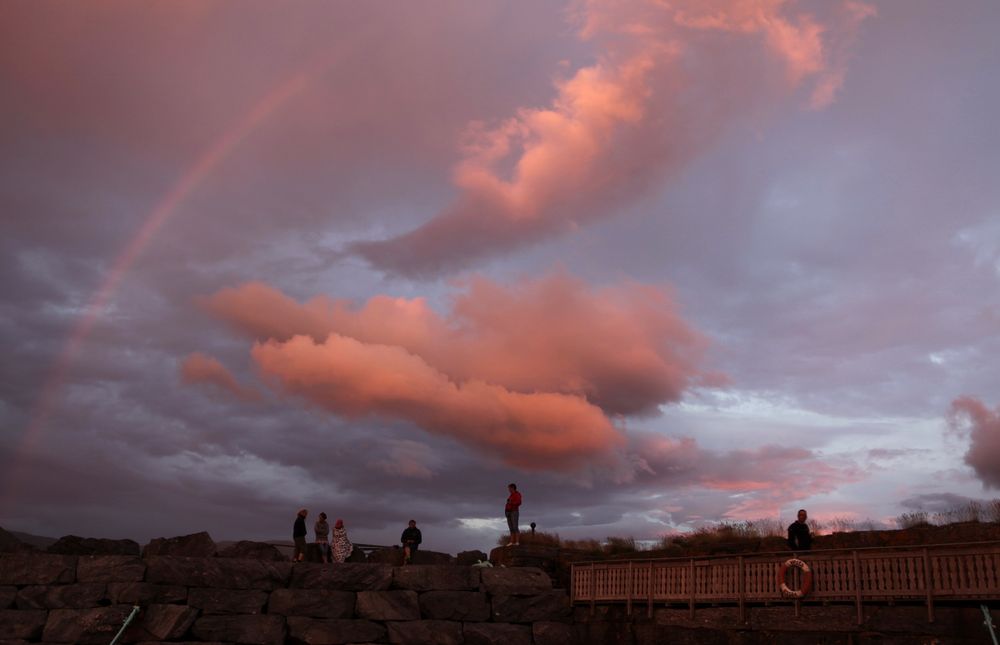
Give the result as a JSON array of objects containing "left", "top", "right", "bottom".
[
  {"left": 314, "top": 512, "right": 331, "bottom": 564},
  {"left": 400, "top": 519, "right": 422, "bottom": 565},
  {"left": 505, "top": 483, "right": 522, "bottom": 546},
  {"left": 292, "top": 508, "right": 308, "bottom": 562},
  {"left": 331, "top": 518, "right": 353, "bottom": 563},
  {"left": 787, "top": 509, "right": 812, "bottom": 551}
]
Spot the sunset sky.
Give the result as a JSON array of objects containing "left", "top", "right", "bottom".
[{"left": 2, "top": 0, "right": 999, "bottom": 554}]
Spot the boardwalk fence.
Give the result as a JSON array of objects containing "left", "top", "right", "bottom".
[{"left": 571, "top": 541, "right": 1000, "bottom": 624}]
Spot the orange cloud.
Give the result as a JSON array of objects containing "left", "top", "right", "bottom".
[
  {"left": 353, "top": 0, "right": 874, "bottom": 274},
  {"left": 180, "top": 352, "right": 260, "bottom": 402},
  {"left": 949, "top": 396, "right": 1000, "bottom": 489}
]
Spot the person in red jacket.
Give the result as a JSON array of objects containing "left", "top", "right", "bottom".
[{"left": 505, "top": 483, "right": 522, "bottom": 546}]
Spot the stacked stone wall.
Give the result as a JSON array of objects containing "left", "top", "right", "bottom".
[{"left": 0, "top": 553, "right": 575, "bottom": 644}]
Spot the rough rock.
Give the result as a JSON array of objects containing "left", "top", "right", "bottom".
[
  {"left": 77, "top": 555, "right": 145, "bottom": 583},
  {"left": 0, "top": 553, "right": 76, "bottom": 585},
  {"left": 479, "top": 567, "right": 552, "bottom": 595},
  {"left": 267, "top": 588, "right": 355, "bottom": 618},
  {"left": 456, "top": 550, "right": 488, "bottom": 566},
  {"left": 42, "top": 606, "right": 137, "bottom": 644},
  {"left": 290, "top": 562, "right": 392, "bottom": 591},
  {"left": 106, "top": 581, "right": 187, "bottom": 605},
  {"left": 142, "top": 531, "right": 216, "bottom": 558},
  {"left": 392, "top": 565, "right": 479, "bottom": 591},
  {"left": 15, "top": 583, "right": 107, "bottom": 609},
  {"left": 0, "top": 609, "right": 47, "bottom": 640},
  {"left": 127, "top": 604, "right": 199, "bottom": 641},
  {"left": 418, "top": 590, "right": 490, "bottom": 621},
  {"left": 145, "top": 556, "right": 291, "bottom": 589},
  {"left": 0, "top": 585, "right": 16, "bottom": 609},
  {"left": 533, "top": 620, "right": 578, "bottom": 645},
  {"left": 345, "top": 546, "right": 367, "bottom": 563},
  {"left": 217, "top": 540, "right": 286, "bottom": 562},
  {"left": 491, "top": 591, "right": 571, "bottom": 623},
  {"left": 365, "top": 547, "right": 404, "bottom": 566},
  {"left": 0, "top": 528, "right": 34, "bottom": 554},
  {"left": 386, "top": 620, "right": 463, "bottom": 645},
  {"left": 47, "top": 535, "right": 140, "bottom": 556},
  {"left": 356, "top": 590, "right": 419, "bottom": 621},
  {"left": 286, "top": 617, "right": 386, "bottom": 644},
  {"left": 463, "top": 622, "right": 533, "bottom": 645},
  {"left": 191, "top": 614, "right": 285, "bottom": 645},
  {"left": 187, "top": 587, "right": 268, "bottom": 614},
  {"left": 411, "top": 550, "right": 453, "bottom": 565}
]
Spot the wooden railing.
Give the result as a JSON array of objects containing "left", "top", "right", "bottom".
[{"left": 570, "top": 541, "right": 1000, "bottom": 623}]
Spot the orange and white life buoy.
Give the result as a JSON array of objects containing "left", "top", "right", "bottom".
[{"left": 777, "top": 558, "right": 813, "bottom": 598}]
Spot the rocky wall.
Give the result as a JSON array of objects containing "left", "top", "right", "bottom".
[{"left": 0, "top": 553, "right": 576, "bottom": 645}]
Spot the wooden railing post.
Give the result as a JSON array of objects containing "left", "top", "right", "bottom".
[
  {"left": 626, "top": 561, "right": 633, "bottom": 616},
  {"left": 590, "top": 562, "right": 596, "bottom": 616},
  {"left": 852, "top": 550, "right": 862, "bottom": 626},
  {"left": 922, "top": 548, "right": 934, "bottom": 623},
  {"left": 647, "top": 560, "right": 654, "bottom": 618},
  {"left": 738, "top": 556, "right": 746, "bottom": 624},
  {"left": 689, "top": 558, "right": 696, "bottom": 619}
]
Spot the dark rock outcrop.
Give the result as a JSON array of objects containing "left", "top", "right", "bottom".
[
  {"left": 286, "top": 616, "right": 385, "bottom": 644},
  {"left": 47, "top": 535, "right": 140, "bottom": 556},
  {"left": 386, "top": 619, "right": 463, "bottom": 645},
  {"left": 418, "top": 590, "right": 490, "bottom": 621},
  {"left": 77, "top": 555, "right": 145, "bottom": 583},
  {"left": 479, "top": 566, "right": 552, "bottom": 595},
  {"left": 191, "top": 614, "right": 285, "bottom": 645},
  {"left": 463, "top": 621, "right": 533, "bottom": 645},
  {"left": 457, "top": 549, "right": 489, "bottom": 566},
  {"left": 356, "top": 589, "right": 420, "bottom": 621},
  {"left": 289, "top": 562, "right": 392, "bottom": 591},
  {"left": 267, "top": 588, "right": 356, "bottom": 619},
  {"left": 0, "top": 527, "right": 34, "bottom": 554},
  {"left": 216, "top": 540, "right": 285, "bottom": 562},
  {"left": 142, "top": 532, "right": 216, "bottom": 558},
  {"left": 187, "top": 587, "right": 268, "bottom": 615},
  {"left": 0, "top": 553, "right": 76, "bottom": 585},
  {"left": 392, "top": 564, "right": 479, "bottom": 592}
]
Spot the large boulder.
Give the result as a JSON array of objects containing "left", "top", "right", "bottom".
[
  {"left": 412, "top": 549, "right": 454, "bottom": 565},
  {"left": 491, "top": 590, "right": 571, "bottom": 622},
  {"left": 393, "top": 565, "right": 479, "bottom": 591},
  {"left": 15, "top": 583, "right": 108, "bottom": 609},
  {"left": 187, "top": 587, "right": 268, "bottom": 614},
  {"left": 0, "top": 609, "right": 47, "bottom": 640},
  {"left": 366, "top": 546, "right": 404, "bottom": 565},
  {"left": 77, "top": 555, "right": 145, "bottom": 583},
  {"left": 286, "top": 617, "right": 386, "bottom": 644},
  {"left": 479, "top": 567, "right": 552, "bottom": 595},
  {"left": 356, "top": 590, "right": 420, "bottom": 621},
  {"left": 290, "top": 562, "right": 393, "bottom": 591},
  {"left": 126, "top": 604, "right": 199, "bottom": 641},
  {"left": 47, "top": 535, "right": 140, "bottom": 556},
  {"left": 142, "top": 531, "right": 216, "bottom": 558},
  {"left": 268, "top": 588, "right": 356, "bottom": 619},
  {"left": 217, "top": 540, "right": 286, "bottom": 561},
  {"left": 533, "top": 620, "right": 578, "bottom": 645},
  {"left": 106, "top": 581, "right": 187, "bottom": 605},
  {"left": 0, "top": 552, "right": 76, "bottom": 585},
  {"left": 0, "top": 585, "right": 16, "bottom": 609},
  {"left": 463, "top": 622, "right": 533, "bottom": 645},
  {"left": 419, "top": 590, "right": 490, "bottom": 622},
  {"left": 145, "top": 556, "right": 291, "bottom": 590},
  {"left": 43, "top": 606, "right": 137, "bottom": 644},
  {"left": 191, "top": 614, "right": 285, "bottom": 645},
  {"left": 386, "top": 620, "right": 463, "bottom": 645},
  {"left": 457, "top": 549, "right": 489, "bottom": 566}
]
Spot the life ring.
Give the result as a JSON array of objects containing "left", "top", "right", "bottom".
[{"left": 777, "top": 558, "right": 813, "bottom": 598}]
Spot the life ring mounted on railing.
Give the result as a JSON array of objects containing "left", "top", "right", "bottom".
[{"left": 777, "top": 558, "right": 813, "bottom": 598}]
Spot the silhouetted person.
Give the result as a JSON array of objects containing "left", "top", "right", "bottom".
[
  {"left": 787, "top": 509, "right": 812, "bottom": 551},
  {"left": 401, "top": 519, "right": 422, "bottom": 564},
  {"left": 505, "top": 483, "right": 522, "bottom": 546},
  {"left": 314, "top": 512, "right": 331, "bottom": 563},
  {"left": 331, "top": 518, "right": 352, "bottom": 563},
  {"left": 293, "top": 508, "right": 308, "bottom": 562}
]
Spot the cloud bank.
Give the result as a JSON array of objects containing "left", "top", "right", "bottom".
[
  {"left": 949, "top": 396, "right": 1000, "bottom": 488},
  {"left": 352, "top": 0, "right": 874, "bottom": 275}
]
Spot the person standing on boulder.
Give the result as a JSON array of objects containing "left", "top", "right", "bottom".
[
  {"left": 292, "top": 508, "right": 308, "bottom": 562},
  {"left": 314, "top": 512, "right": 331, "bottom": 563},
  {"left": 505, "top": 483, "right": 522, "bottom": 546},
  {"left": 401, "top": 519, "right": 422, "bottom": 564},
  {"left": 331, "top": 518, "right": 353, "bottom": 563},
  {"left": 787, "top": 509, "right": 812, "bottom": 551}
]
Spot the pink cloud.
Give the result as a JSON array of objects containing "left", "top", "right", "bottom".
[
  {"left": 949, "top": 396, "right": 1000, "bottom": 489},
  {"left": 200, "top": 273, "right": 719, "bottom": 415},
  {"left": 180, "top": 352, "right": 260, "bottom": 402},
  {"left": 353, "top": 0, "right": 874, "bottom": 274}
]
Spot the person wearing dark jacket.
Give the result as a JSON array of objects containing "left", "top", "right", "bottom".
[
  {"left": 787, "top": 509, "right": 812, "bottom": 551},
  {"left": 401, "top": 519, "right": 422, "bottom": 564},
  {"left": 293, "top": 508, "right": 308, "bottom": 562}
]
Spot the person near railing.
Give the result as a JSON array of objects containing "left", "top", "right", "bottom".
[{"left": 787, "top": 508, "right": 812, "bottom": 551}]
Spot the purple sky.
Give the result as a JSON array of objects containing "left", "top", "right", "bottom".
[{"left": 2, "top": 0, "right": 999, "bottom": 554}]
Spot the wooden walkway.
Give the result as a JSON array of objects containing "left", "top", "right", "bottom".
[{"left": 571, "top": 541, "right": 1000, "bottom": 623}]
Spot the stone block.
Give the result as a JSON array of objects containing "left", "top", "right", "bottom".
[
  {"left": 463, "top": 622, "right": 532, "bottom": 645},
  {"left": 47, "top": 535, "right": 140, "bottom": 556},
  {"left": 267, "top": 588, "right": 355, "bottom": 618},
  {"left": 0, "top": 553, "right": 76, "bottom": 585},
  {"left": 142, "top": 531, "right": 216, "bottom": 558},
  {"left": 42, "top": 606, "right": 136, "bottom": 644},
  {"left": 0, "top": 610, "right": 47, "bottom": 640},
  {"left": 145, "top": 556, "right": 291, "bottom": 589},
  {"left": 418, "top": 590, "right": 489, "bottom": 621},
  {"left": 128, "top": 604, "right": 199, "bottom": 641},
  {"left": 77, "top": 555, "right": 145, "bottom": 582},
  {"left": 366, "top": 547, "right": 404, "bottom": 566},
  {"left": 290, "top": 562, "right": 392, "bottom": 591},
  {"left": 191, "top": 614, "right": 285, "bottom": 645},
  {"left": 456, "top": 550, "right": 488, "bottom": 566},
  {"left": 0, "top": 586, "right": 16, "bottom": 609},
  {"left": 479, "top": 567, "right": 551, "bottom": 595},
  {"left": 410, "top": 550, "right": 453, "bottom": 565},
  {"left": 106, "top": 582, "right": 187, "bottom": 605},
  {"left": 393, "top": 565, "right": 479, "bottom": 591},
  {"left": 386, "top": 620, "right": 462, "bottom": 645},
  {"left": 188, "top": 587, "right": 268, "bottom": 614},
  {"left": 15, "top": 583, "right": 107, "bottom": 609},
  {"left": 533, "top": 620, "right": 578, "bottom": 645},
  {"left": 286, "top": 617, "right": 386, "bottom": 644},
  {"left": 217, "top": 540, "right": 286, "bottom": 561},
  {"left": 491, "top": 590, "right": 571, "bottom": 623},
  {"left": 356, "top": 590, "right": 419, "bottom": 621}
]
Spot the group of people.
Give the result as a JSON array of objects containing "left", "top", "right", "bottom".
[{"left": 291, "top": 482, "right": 523, "bottom": 563}]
